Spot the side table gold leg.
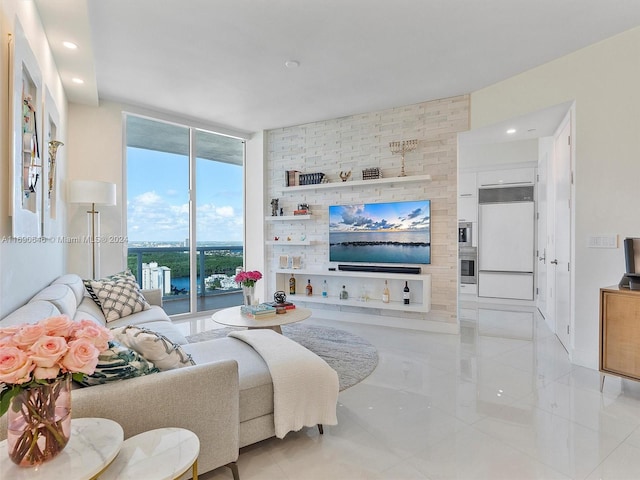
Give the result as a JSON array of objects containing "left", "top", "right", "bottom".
[{"left": 193, "top": 458, "right": 198, "bottom": 479}]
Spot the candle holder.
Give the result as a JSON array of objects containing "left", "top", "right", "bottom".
[{"left": 389, "top": 139, "right": 418, "bottom": 177}]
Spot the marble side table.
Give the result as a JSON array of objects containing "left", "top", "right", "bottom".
[
  {"left": 99, "top": 427, "right": 200, "bottom": 480},
  {"left": 0, "top": 417, "right": 124, "bottom": 480}
]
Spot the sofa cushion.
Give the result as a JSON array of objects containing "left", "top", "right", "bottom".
[
  {"left": 87, "top": 276, "right": 150, "bottom": 322},
  {"left": 74, "top": 297, "right": 108, "bottom": 326},
  {"left": 28, "top": 284, "right": 78, "bottom": 317},
  {"left": 0, "top": 301, "right": 61, "bottom": 327},
  {"left": 107, "top": 318, "right": 188, "bottom": 345},
  {"left": 51, "top": 274, "right": 86, "bottom": 306},
  {"left": 111, "top": 325, "right": 194, "bottom": 371},
  {"left": 83, "top": 270, "right": 135, "bottom": 306},
  {"left": 183, "top": 337, "right": 274, "bottom": 422},
  {"left": 78, "top": 341, "right": 159, "bottom": 386}
]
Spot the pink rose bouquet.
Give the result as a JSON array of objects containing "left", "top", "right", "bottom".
[
  {"left": 234, "top": 270, "right": 263, "bottom": 288},
  {"left": 0, "top": 315, "right": 112, "bottom": 416}
]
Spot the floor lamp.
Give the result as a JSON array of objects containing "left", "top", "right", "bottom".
[{"left": 68, "top": 180, "right": 116, "bottom": 279}]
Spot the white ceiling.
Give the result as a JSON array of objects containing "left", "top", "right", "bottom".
[{"left": 36, "top": 0, "right": 640, "bottom": 137}]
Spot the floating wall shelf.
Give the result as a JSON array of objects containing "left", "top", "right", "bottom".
[{"left": 280, "top": 174, "right": 432, "bottom": 193}]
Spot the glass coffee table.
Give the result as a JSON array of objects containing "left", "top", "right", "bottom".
[{"left": 211, "top": 305, "right": 312, "bottom": 333}]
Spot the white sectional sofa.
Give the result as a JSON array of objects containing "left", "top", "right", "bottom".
[{"left": 0, "top": 273, "right": 336, "bottom": 478}]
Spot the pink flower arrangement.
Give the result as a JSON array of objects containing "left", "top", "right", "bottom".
[
  {"left": 234, "top": 270, "right": 263, "bottom": 288},
  {"left": 0, "top": 315, "right": 111, "bottom": 416}
]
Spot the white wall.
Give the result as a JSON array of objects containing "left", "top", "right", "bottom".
[
  {"left": 0, "top": 0, "right": 68, "bottom": 316},
  {"left": 245, "top": 131, "right": 266, "bottom": 302},
  {"left": 67, "top": 102, "right": 125, "bottom": 278},
  {"left": 470, "top": 26, "right": 640, "bottom": 369}
]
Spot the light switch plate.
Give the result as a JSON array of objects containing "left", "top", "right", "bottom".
[{"left": 587, "top": 234, "right": 618, "bottom": 248}]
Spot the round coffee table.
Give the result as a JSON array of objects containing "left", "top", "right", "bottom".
[
  {"left": 212, "top": 305, "right": 312, "bottom": 333},
  {"left": 0, "top": 418, "right": 123, "bottom": 480},
  {"left": 99, "top": 427, "right": 199, "bottom": 480}
]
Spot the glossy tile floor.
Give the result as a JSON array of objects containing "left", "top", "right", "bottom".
[{"left": 195, "top": 303, "right": 640, "bottom": 480}]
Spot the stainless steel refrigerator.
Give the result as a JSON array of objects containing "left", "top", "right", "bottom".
[{"left": 478, "top": 186, "right": 535, "bottom": 300}]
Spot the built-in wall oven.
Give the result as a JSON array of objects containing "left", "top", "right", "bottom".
[{"left": 460, "top": 246, "right": 477, "bottom": 284}]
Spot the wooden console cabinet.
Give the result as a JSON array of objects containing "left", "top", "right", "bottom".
[{"left": 599, "top": 286, "right": 640, "bottom": 390}]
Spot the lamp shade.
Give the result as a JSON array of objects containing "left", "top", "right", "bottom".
[{"left": 68, "top": 180, "right": 116, "bottom": 206}]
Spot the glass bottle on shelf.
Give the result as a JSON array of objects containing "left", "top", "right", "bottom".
[
  {"left": 403, "top": 281, "right": 410, "bottom": 305},
  {"left": 322, "top": 280, "right": 328, "bottom": 297},
  {"left": 306, "top": 279, "right": 313, "bottom": 296},
  {"left": 382, "top": 280, "right": 390, "bottom": 303},
  {"left": 340, "top": 285, "right": 348, "bottom": 300},
  {"left": 289, "top": 274, "right": 296, "bottom": 295}
]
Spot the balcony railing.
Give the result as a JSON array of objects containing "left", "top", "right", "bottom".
[{"left": 127, "top": 245, "right": 244, "bottom": 315}]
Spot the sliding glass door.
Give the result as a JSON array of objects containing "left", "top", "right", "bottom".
[{"left": 125, "top": 115, "right": 245, "bottom": 316}]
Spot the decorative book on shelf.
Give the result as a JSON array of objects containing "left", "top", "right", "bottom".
[
  {"left": 285, "top": 170, "right": 325, "bottom": 186},
  {"left": 240, "top": 304, "right": 277, "bottom": 318}
]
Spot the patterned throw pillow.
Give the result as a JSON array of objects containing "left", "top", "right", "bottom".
[
  {"left": 110, "top": 325, "right": 195, "bottom": 371},
  {"left": 78, "top": 341, "right": 159, "bottom": 387},
  {"left": 84, "top": 270, "right": 136, "bottom": 307},
  {"left": 88, "top": 275, "right": 151, "bottom": 322}
]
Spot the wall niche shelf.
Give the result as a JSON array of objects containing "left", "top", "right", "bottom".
[
  {"left": 264, "top": 215, "right": 312, "bottom": 222},
  {"left": 280, "top": 174, "right": 431, "bottom": 193},
  {"left": 275, "top": 268, "right": 431, "bottom": 313}
]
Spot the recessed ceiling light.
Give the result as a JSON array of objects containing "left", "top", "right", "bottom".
[
  {"left": 284, "top": 60, "right": 300, "bottom": 68},
  {"left": 63, "top": 41, "right": 78, "bottom": 50},
  {"left": 506, "top": 128, "right": 516, "bottom": 134},
  {"left": 71, "top": 77, "right": 84, "bottom": 84}
]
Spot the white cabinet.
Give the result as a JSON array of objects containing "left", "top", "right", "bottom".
[
  {"left": 458, "top": 172, "right": 477, "bottom": 197},
  {"left": 477, "top": 167, "right": 535, "bottom": 187},
  {"left": 275, "top": 269, "right": 431, "bottom": 313},
  {"left": 478, "top": 272, "right": 534, "bottom": 300},
  {"left": 458, "top": 172, "right": 478, "bottom": 223},
  {"left": 458, "top": 197, "right": 477, "bottom": 223}
]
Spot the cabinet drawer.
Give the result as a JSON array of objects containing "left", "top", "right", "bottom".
[{"left": 478, "top": 272, "right": 533, "bottom": 300}]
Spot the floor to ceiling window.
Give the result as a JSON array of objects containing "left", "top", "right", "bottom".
[{"left": 125, "top": 114, "right": 245, "bottom": 316}]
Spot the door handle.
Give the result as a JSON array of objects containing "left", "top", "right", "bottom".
[{"left": 550, "top": 259, "right": 558, "bottom": 265}]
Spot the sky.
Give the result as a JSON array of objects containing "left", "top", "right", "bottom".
[
  {"left": 126, "top": 147, "right": 243, "bottom": 243},
  {"left": 329, "top": 200, "right": 431, "bottom": 233}
]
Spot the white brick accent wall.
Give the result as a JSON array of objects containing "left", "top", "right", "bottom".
[{"left": 265, "top": 95, "right": 469, "bottom": 328}]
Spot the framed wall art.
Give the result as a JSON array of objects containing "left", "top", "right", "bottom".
[{"left": 9, "top": 19, "right": 43, "bottom": 237}]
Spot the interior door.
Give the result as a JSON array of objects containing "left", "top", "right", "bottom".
[
  {"left": 536, "top": 140, "right": 550, "bottom": 319},
  {"left": 553, "top": 117, "right": 572, "bottom": 351}
]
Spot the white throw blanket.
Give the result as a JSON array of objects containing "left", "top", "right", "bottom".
[{"left": 228, "top": 329, "right": 339, "bottom": 438}]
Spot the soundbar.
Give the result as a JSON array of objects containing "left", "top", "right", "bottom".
[{"left": 337, "top": 264, "right": 421, "bottom": 274}]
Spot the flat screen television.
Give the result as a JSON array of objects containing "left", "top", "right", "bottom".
[{"left": 329, "top": 199, "right": 431, "bottom": 265}]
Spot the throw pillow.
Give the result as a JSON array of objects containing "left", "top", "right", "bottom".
[
  {"left": 84, "top": 270, "right": 136, "bottom": 307},
  {"left": 88, "top": 276, "right": 151, "bottom": 322},
  {"left": 78, "top": 341, "right": 159, "bottom": 387},
  {"left": 110, "top": 325, "right": 195, "bottom": 371}
]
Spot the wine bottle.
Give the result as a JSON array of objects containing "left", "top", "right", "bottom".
[
  {"left": 340, "top": 285, "right": 348, "bottom": 300},
  {"left": 322, "top": 280, "right": 328, "bottom": 297},
  {"left": 289, "top": 274, "right": 296, "bottom": 295},
  {"left": 306, "top": 279, "right": 313, "bottom": 296},
  {"left": 403, "top": 281, "right": 410, "bottom": 305},
  {"left": 382, "top": 280, "right": 390, "bottom": 303}
]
